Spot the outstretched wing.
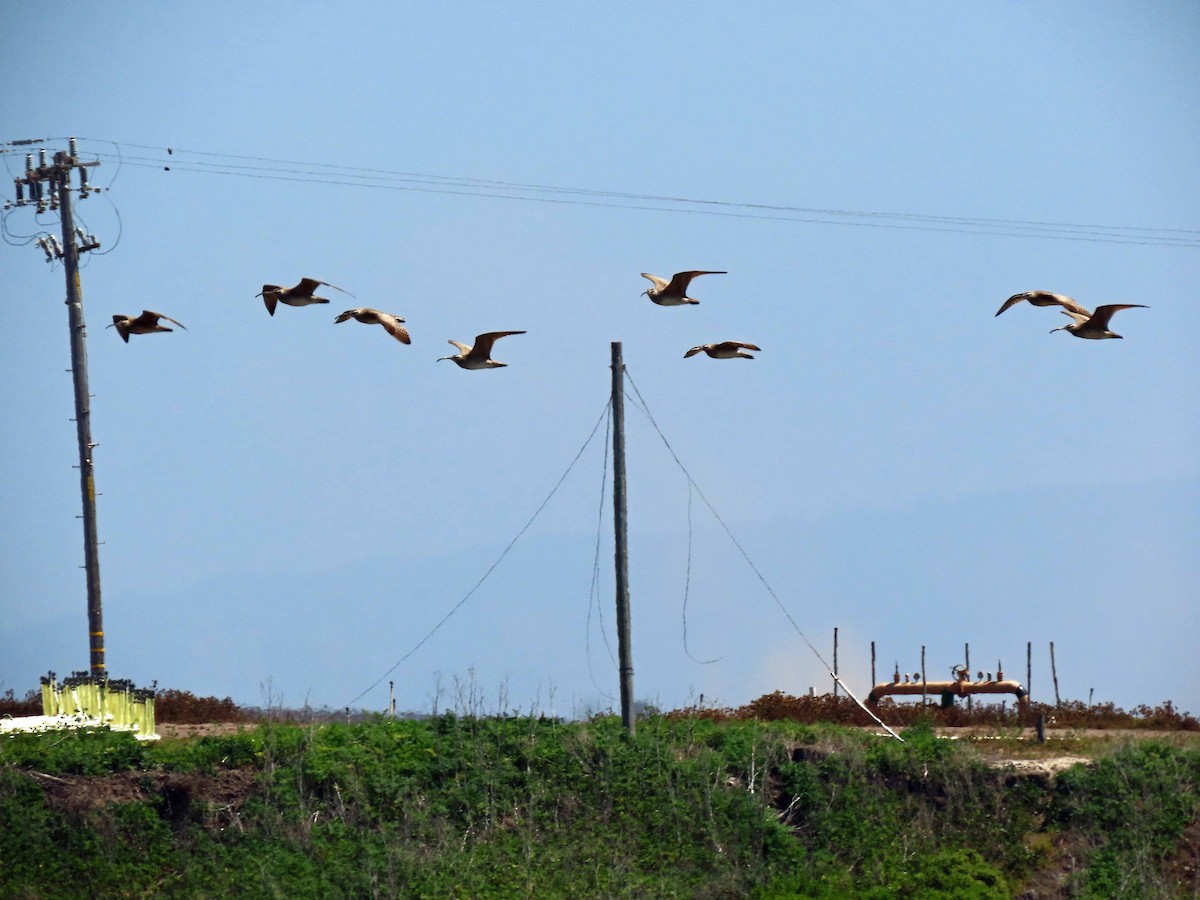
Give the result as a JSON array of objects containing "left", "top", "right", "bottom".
[
  {"left": 640, "top": 273, "right": 669, "bottom": 291},
  {"left": 1058, "top": 309, "right": 1090, "bottom": 326},
  {"left": 376, "top": 311, "right": 411, "bottom": 344},
  {"left": 259, "top": 285, "right": 280, "bottom": 316},
  {"left": 111, "top": 315, "right": 131, "bottom": 343},
  {"left": 1089, "top": 303, "right": 1147, "bottom": 329},
  {"left": 472, "top": 331, "right": 525, "bottom": 357},
  {"left": 302, "top": 277, "right": 355, "bottom": 298},
  {"left": 143, "top": 310, "right": 187, "bottom": 330},
  {"left": 994, "top": 292, "right": 1030, "bottom": 316},
  {"left": 666, "top": 270, "right": 726, "bottom": 293},
  {"left": 995, "top": 290, "right": 1090, "bottom": 317}
]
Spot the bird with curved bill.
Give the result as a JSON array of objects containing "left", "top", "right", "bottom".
[
  {"left": 683, "top": 341, "right": 761, "bottom": 359},
  {"left": 995, "top": 290, "right": 1147, "bottom": 339},
  {"left": 257, "top": 277, "right": 353, "bottom": 316},
  {"left": 640, "top": 270, "right": 725, "bottom": 306},
  {"left": 334, "top": 308, "right": 410, "bottom": 344},
  {"left": 107, "top": 310, "right": 187, "bottom": 343},
  {"left": 1050, "top": 304, "right": 1147, "bottom": 340},
  {"left": 438, "top": 331, "right": 526, "bottom": 369}
]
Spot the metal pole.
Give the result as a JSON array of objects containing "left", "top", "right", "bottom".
[
  {"left": 921, "top": 645, "right": 926, "bottom": 706},
  {"left": 870, "top": 640, "right": 876, "bottom": 688},
  {"left": 610, "top": 342, "right": 634, "bottom": 734},
  {"left": 57, "top": 158, "right": 105, "bottom": 678},
  {"left": 1026, "top": 641, "right": 1032, "bottom": 702},
  {"left": 832, "top": 627, "right": 839, "bottom": 697},
  {"left": 1050, "top": 641, "right": 1061, "bottom": 708},
  {"left": 964, "top": 641, "right": 971, "bottom": 711}
]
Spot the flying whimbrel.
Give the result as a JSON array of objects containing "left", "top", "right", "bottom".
[
  {"left": 106, "top": 310, "right": 187, "bottom": 343},
  {"left": 683, "top": 341, "right": 762, "bottom": 359},
  {"left": 333, "top": 308, "right": 411, "bottom": 344},
  {"left": 1051, "top": 304, "right": 1147, "bottom": 339},
  {"left": 640, "top": 270, "right": 725, "bottom": 306},
  {"left": 994, "top": 290, "right": 1090, "bottom": 318},
  {"left": 257, "top": 277, "right": 353, "bottom": 316},
  {"left": 438, "top": 331, "right": 526, "bottom": 369}
]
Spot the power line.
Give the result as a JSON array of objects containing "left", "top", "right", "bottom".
[
  {"left": 26, "top": 138, "right": 1197, "bottom": 248},
  {"left": 96, "top": 157, "right": 1200, "bottom": 247},
  {"left": 585, "top": 401, "right": 618, "bottom": 703},
  {"left": 345, "top": 399, "right": 612, "bottom": 709},
  {"left": 681, "top": 482, "right": 721, "bottom": 666},
  {"left": 623, "top": 371, "right": 903, "bottom": 741}
]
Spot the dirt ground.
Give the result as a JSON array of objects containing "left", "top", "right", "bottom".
[
  {"left": 155, "top": 722, "right": 261, "bottom": 740},
  {"left": 938, "top": 726, "right": 1199, "bottom": 778}
]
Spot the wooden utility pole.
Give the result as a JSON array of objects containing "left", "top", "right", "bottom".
[
  {"left": 12, "top": 138, "right": 106, "bottom": 677},
  {"left": 611, "top": 342, "right": 635, "bottom": 733}
]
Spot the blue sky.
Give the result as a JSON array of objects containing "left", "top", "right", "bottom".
[{"left": 2, "top": 3, "right": 1197, "bottom": 719}]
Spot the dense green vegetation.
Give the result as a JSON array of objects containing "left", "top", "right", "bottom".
[{"left": 2, "top": 715, "right": 1197, "bottom": 898}]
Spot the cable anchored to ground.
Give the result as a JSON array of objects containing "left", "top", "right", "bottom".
[
  {"left": 345, "top": 399, "right": 612, "bottom": 709},
  {"left": 623, "top": 372, "right": 903, "bottom": 741}
]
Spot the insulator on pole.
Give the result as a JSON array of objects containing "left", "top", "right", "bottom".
[
  {"left": 15, "top": 182, "right": 24, "bottom": 203},
  {"left": 79, "top": 167, "right": 89, "bottom": 193},
  {"left": 38, "top": 148, "right": 48, "bottom": 169},
  {"left": 68, "top": 137, "right": 78, "bottom": 159},
  {"left": 26, "top": 154, "right": 34, "bottom": 176}
]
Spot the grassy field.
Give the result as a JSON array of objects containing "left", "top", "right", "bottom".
[{"left": 2, "top": 692, "right": 1199, "bottom": 898}]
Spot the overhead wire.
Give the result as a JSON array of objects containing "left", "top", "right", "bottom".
[
  {"left": 100, "top": 140, "right": 1200, "bottom": 236},
  {"left": 56, "top": 138, "right": 1200, "bottom": 248},
  {"left": 584, "top": 399, "right": 618, "bottom": 703},
  {"left": 623, "top": 371, "right": 903, "bottom": 741},
  {"left": 681, "top": 482, "right": 721, "bottom": 665},
  {"left": 345, "top": 398, "right": 612, "bottom": 709},
  {"left": 627, "top": 384, "right": 721, "bottom": 665}
]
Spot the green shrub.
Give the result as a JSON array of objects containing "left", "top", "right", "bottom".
[
  {"left": 1, "top": 716, "right": 1196, "bottom": 897},
  {"left": 0, "top": 728, "right": 149, "bottom": 775},
  {"left": 1048, "top": 742, "right": 1200, "bottom": 897}
]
